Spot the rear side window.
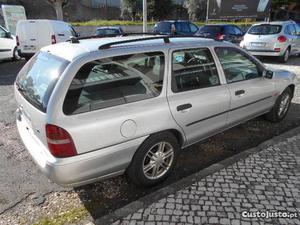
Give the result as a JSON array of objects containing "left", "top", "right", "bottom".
[
  {"left": 248, "top": 25, "right": 282, "bottom": 35},
  {"left": 63, "top": 52, "right": 165, "bottom": 115},
  {"left": 16, "top": 52, "right": 69, "bottom": 112},
  {"left": 172, "top": 48, "right": 220, "bottom": 93}
]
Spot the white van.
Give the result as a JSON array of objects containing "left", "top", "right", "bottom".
[
  {"left": 0, "top": 25, "right": 18, "bottom": 61},
  {"left": 16, "top": 20, "right": 78, "bottom": 60}
]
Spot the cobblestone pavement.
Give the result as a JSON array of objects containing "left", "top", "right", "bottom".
[{"left": 111, "top": 134, "right": 300, "bottom": 225}]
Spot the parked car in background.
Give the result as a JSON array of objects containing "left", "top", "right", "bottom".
[
  {"left": 154, "top": 20, "right": 199, "bottom": 35},
  {"left": 16, "top": 19, "right": 79, "bottom": 60},
  {"left": 0, "top": 25, "right": 18, "bottom": 61},
  {"left": 95, "top": 26, "right": 123, "bottom": 37},
  {"left": 240, "top": 21, "right": 300, "bottom": 63},
  {"left": 196, "top": 24, "right": 244, "bottom": 44},
  {"left": 15, "top": 35, "right": 297, "bottom": 187}
]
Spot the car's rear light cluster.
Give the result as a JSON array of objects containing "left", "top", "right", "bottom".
[
  {"left": 46, "top": 124, "right": 77, "bottom": 158},
  {"left": 16, "top": 35, "right": 20, "bottom": 46},
  {"left": 216, "top": 33, "right": 225, "bottom": 41},
  {"left": 51, "top": 35, "right": 57, "bottom": 44},
  {"left": 278, "top": 35, "right": 287, "bottom": 43}
]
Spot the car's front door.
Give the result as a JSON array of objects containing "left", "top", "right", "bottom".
[
  {"left": 167, "top": 47, "right": 231, "bottom": 145},
  {"left": 215, "top": 47, "right": 276, "bottom": 126},
  {"left": 0, "top": 27, "right": 13, "bottom": 60}
]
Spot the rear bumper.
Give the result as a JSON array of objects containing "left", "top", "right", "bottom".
[
  {"left": 17, "top": 117, "right": 147, "bottom": 187},
  {"left": 246, "top": 49, "right": 284, "bottom": 57}
]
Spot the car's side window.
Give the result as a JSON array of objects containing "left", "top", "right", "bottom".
[
  {"left": 63, "top": 52, "right": 165, "bottom": 115},
  {"left": 189, "top": 23, "right": 199, "bottom": 33},
  {"left": 0, "top": 27, "right": 7, "bottom": 38},
  {"left": 215, "top": 47, "right": 262, "bottom": 84},
  {"left": 172, "top": 48, "right": 220, "bottom": 93}
]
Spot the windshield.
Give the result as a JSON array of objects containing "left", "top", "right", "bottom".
[
  {"left": 16, "top": 52, "right": 69, "bottom": 112},
  {"left": 96, "top": 29, "right": 121, "bottom": 36},
  {"left": 248, "top": 25, "right": 282, "bottom": 35}
]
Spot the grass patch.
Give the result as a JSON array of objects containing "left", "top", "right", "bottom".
[
  {"left": 72, "top": 19, "right": 256, "bottom": 27},
  {"left": 33, "top": 207, "right": 89, "bottom": 225}
]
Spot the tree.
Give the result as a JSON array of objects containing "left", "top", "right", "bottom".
[
  {"left": 184, "top": 0, "right": 206, "bottom": 21},
  {"left": 148, "top": 0, "right": 174, "bottom": 20},
  {"left": 121, "top": 0, "right": 142, "bottom": 20},
  {"left": 47, "top": 0, "right": 68, "bottom": 20}
]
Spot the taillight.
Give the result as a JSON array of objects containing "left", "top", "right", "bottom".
[
  {"left": 278, "top": 35, "right": 287, "bottom": 43},
  {"left": 216, "top": 33, "right": 225, "bottom": 41},
  {"left": 16, "top": 35, "right": 20, "bottom": 46},
  {"left": 46, "top": 124, "right": 77, "bottom": 158},
  {"left": 51, "top": 35, "right": 57, "bottom": 44}
]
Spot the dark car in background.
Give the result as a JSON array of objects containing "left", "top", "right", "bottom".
[
  {"left": 154, "top": 20, "right": 199, "bottom": 35},
  {"left": 196, "top": 24, "right": 244, "bottom": 44},
  {"left": 95, "top": 26, "right": 123, "bottom": 37}
]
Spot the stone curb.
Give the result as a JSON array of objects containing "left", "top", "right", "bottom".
[{"left": 92, "top": 125, "right": 300, "bottom": 225}]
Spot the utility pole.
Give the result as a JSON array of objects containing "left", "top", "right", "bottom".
[
  {"left": 206, "top": 0, "right": 210, "bottom": 23},
  {"left": 143, "top": 0, "right": 147, "bottom": 32}
]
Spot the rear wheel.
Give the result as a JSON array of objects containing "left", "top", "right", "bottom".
[
  {"left": 127, "top": 132, "right": 179, "bottom": 187},
  {"left": 265, "top": 88, "right": 292, "bottom": 122},
  {"left": 12, "top": 47, "right": 20, "bottom": 61},
  {"left": 279, "top": 48, "right": 290, "bottom": 63}
]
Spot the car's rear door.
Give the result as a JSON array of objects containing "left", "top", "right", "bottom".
[
  {"left": 214, "top": 47, "right": 276, "bottom": 126},
  {"left": 167, "top": 47, "right": 231, "bottom": 145}
]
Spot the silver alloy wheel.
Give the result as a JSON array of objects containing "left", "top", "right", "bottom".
[
  {"left": 278, "top": 93, "right": 290, "bottom": 117},
  {"left": 143, "top": 141, "right": 174, "bottom": 180}
]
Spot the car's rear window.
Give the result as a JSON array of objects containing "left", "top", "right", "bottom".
[
  {"left": 199, "top": 25, "right": 223, "bottom": 34},
  {"left": 16, "top": 52, "right": 69, "bottom": 112},
  {"left": 248, "top": 25, "right": 282, "bottom": 35},
  {"left": 154, "top": 22, "right": 171, "bottom": 34}
]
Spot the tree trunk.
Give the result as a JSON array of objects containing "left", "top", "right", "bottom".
[{"left": 54, "top": 1, "right": 64, "bottom": 20}]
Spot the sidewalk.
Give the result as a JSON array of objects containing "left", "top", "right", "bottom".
[{"left": 95, "top": 127, "right": 300, "bottom": 225}]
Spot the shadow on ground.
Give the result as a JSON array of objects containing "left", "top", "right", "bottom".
[{"left": 75, "top": 102, "right": 300, "bottom": 221}]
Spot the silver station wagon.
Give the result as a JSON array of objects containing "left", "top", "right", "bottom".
[{"left": 15, "top": 35, "right": 298, "bottom": 187}]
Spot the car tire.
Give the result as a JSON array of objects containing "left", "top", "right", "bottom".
[
  {"left": 127, "top": 132, "right": 180, "bottom": 187},
  {"left": 279, "top": 48, "right": 290, "bottom": 63},
  {"left": 264, "top": 88, "right": 292, "bottom": 123},
  {"left": 12, "top": 47, "right": 20, "bottom": 61}
]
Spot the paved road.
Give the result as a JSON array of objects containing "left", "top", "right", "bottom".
[
  {"left": 0, "top": 57, "right": 299, "bottom": 221},
  {"left": 111, "top": 131, "right": 300, "bottom": 225},
  {"left": 0, "top": 61, "right": 67, "bottom": 214}
]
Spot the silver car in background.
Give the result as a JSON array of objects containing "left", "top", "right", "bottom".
[
  {"left": 15, "top": 35, "right": 297, "bottom": 188},
  {"left": 240, "top": 21, "right": 300, "bottom": 63}
]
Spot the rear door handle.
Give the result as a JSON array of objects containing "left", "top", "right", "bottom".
[
  {"left": 177, "top": 103, "right": 192, "bottom": 111},
  {"left": 235, "top": 90, "right": 245, "bottom": 96}
]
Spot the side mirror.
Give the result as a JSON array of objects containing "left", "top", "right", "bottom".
[
  {"left": 263, "top": 69, "right": 273, "bottom": 79},
  {"left": 6, "top": 32, "right": 12, "bottom": 39},
  {"left": 76, "top": 33, "right": 80, "bottom": 37}
]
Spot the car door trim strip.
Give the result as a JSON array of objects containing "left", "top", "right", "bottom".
[
  {"left": 0, "top": 49, "right": 11, "bottom": 52},
  {"left": 186, "top": 95, "right": 273, "bottom": 127}
]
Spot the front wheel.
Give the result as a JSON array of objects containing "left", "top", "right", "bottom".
[
  {"left": 127, "top": 132, "right": 179, "bottom": 187},
  {"left": 265, "top": 88, "right": 292, "bottom": 122}
]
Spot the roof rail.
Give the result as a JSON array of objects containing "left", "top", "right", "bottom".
[
  {"left": 98, "top": 36, "right": 171, "bottom": 50},
  {"left": 98, "top": 35, "right": 215, "bottom": 50}
]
